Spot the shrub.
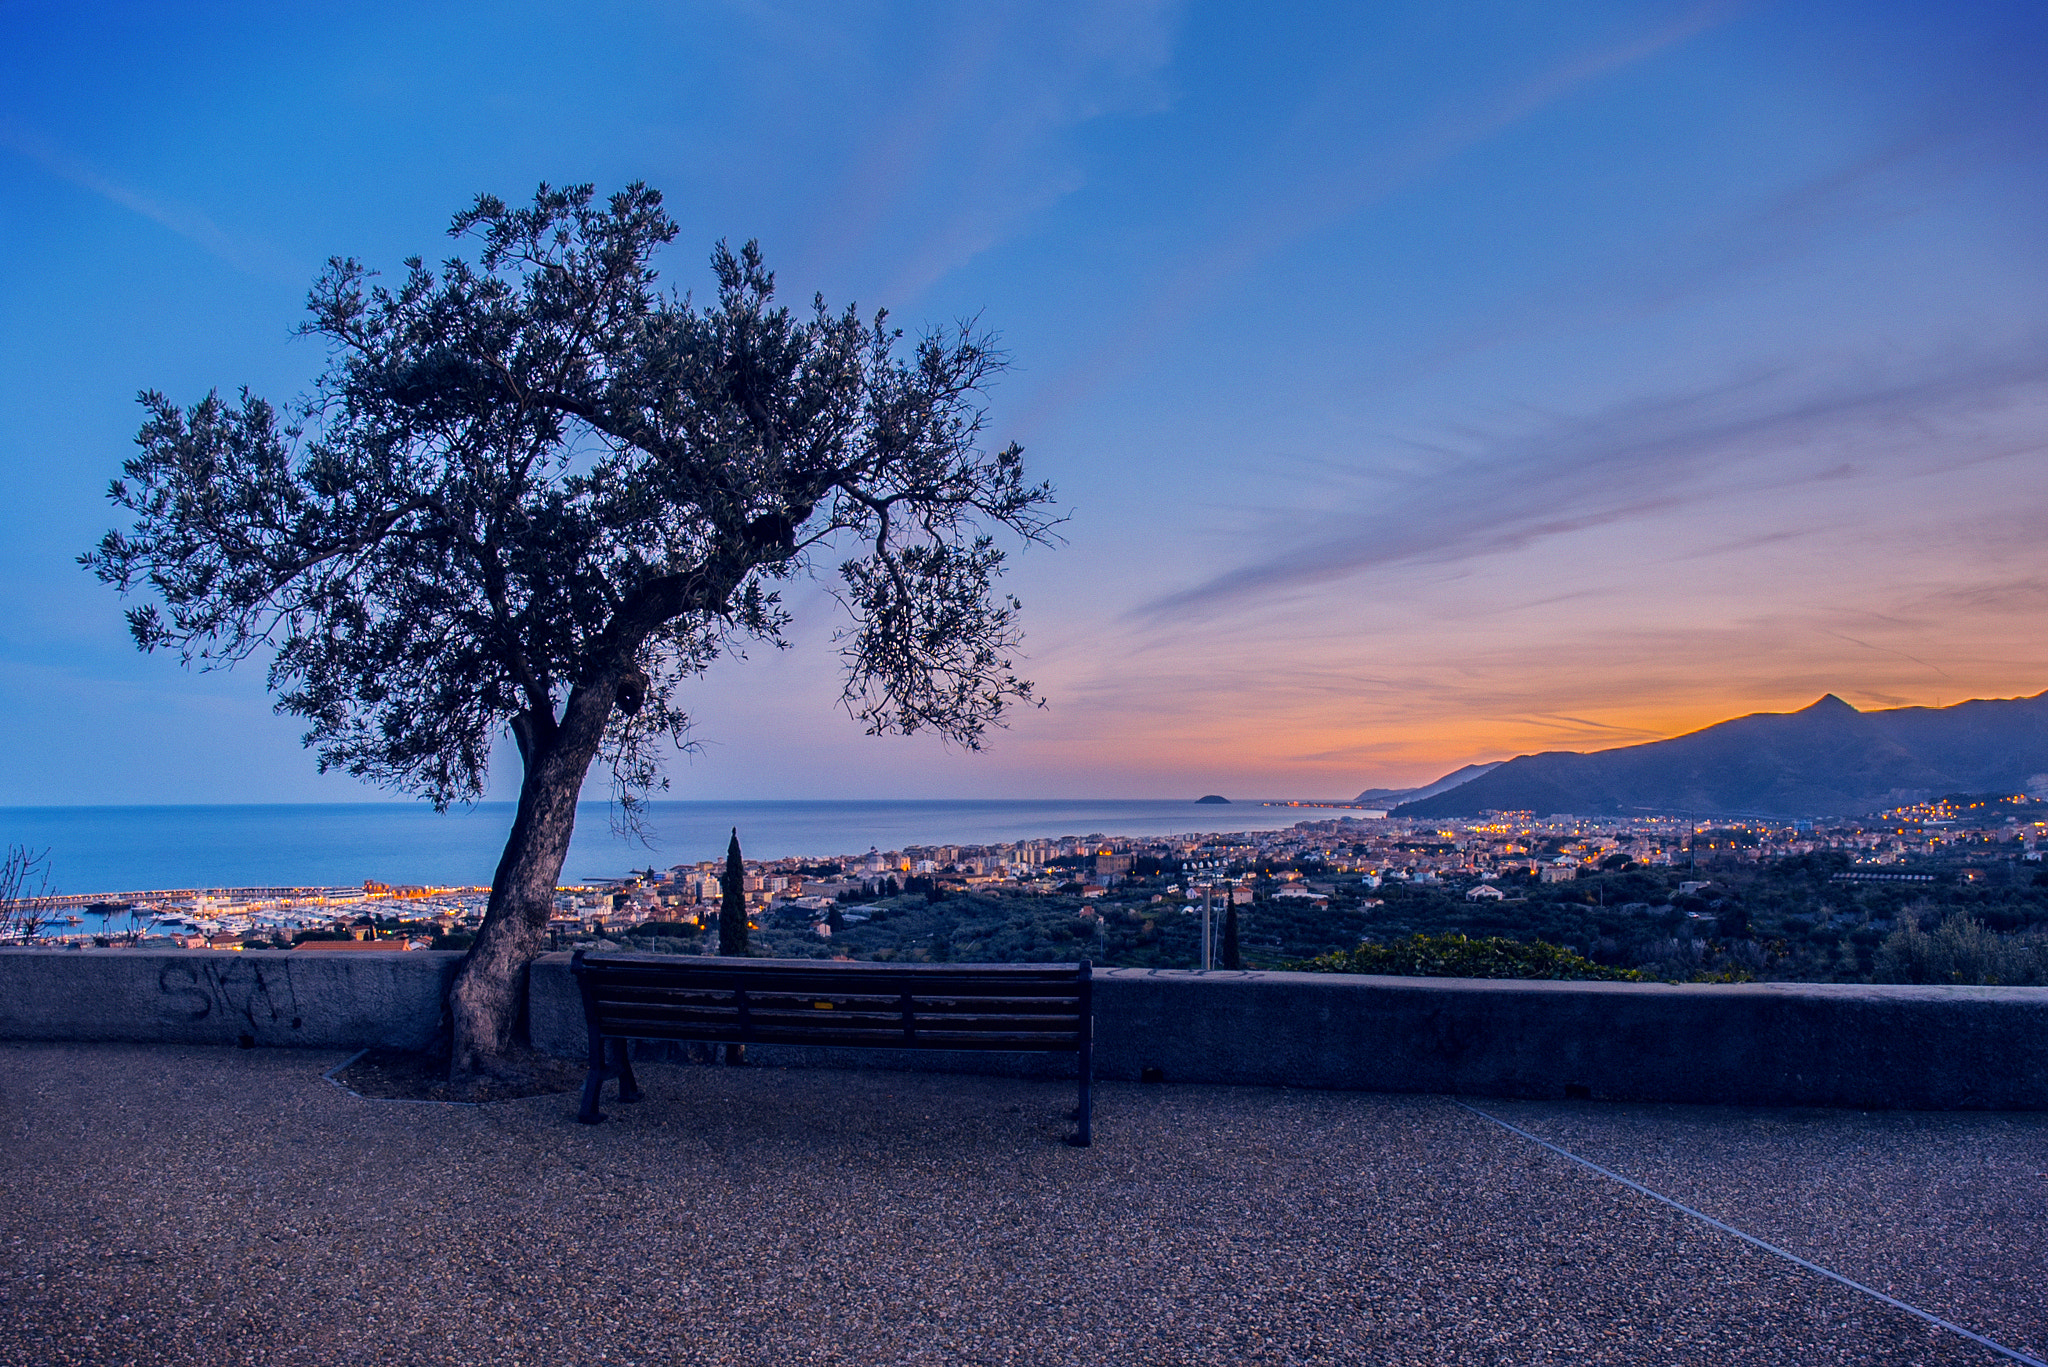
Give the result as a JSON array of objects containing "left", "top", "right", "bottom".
[
  {"left": 1294, "top": 933, "right": 1643, "bottom": 981},
  {"left": 1872, "top": 914, "right": 2048, "bottom": 985}
]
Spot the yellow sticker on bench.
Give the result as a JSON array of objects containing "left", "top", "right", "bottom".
[{"left": 813, "top": 1001, "right": 833, "bottom": 1009}]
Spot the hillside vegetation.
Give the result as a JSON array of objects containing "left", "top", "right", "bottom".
[{"left": 596, "top": 844, "right": 2048, "bottom": 986}]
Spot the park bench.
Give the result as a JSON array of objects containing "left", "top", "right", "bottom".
[{"left": 569, "top": 953, "right": 1094, "bottom": 1145}]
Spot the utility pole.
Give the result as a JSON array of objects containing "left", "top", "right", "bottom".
[{"left": 1200, "top": 883, "right": 1214, "bottom": 971}]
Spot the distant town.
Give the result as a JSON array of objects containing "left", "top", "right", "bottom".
[{"left": 9, "top": 794, "right": 2044, "bottom": 983}]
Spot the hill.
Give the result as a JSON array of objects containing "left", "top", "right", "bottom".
[
  {"left": 1355, "top": 762, "right": 1500, "bottom": 807},
  {"left": 1392, "top": 691, "right": 2048, "bottom": 819}
]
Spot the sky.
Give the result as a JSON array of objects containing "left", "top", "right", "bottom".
[{"left": 1, "top": 0, "right": 2044, "bottom": 805}]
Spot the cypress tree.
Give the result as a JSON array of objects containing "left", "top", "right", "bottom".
[
  {"left": 1221, "top": 899, "right": 1241, "bottom": 970},
  {"left": 718, "top": 827, "right": 749, "bottom": 1064},
  {"left": 719, "top": 827, "right": 749, "bottom": 956}
]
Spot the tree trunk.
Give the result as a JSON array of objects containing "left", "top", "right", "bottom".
[{"left": 447, "top": 679, "right": 617, "bottom": 1079}]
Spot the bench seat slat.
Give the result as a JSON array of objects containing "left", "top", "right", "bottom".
[
  {"left": 591, "top": 989, "right": 1083, "bottom": 1015},
  {"left": 591, "top": 1012, "right": 1084, "bottom": 1035},
  {"left": 588, "top": 955, "right": 1080, "bottom": 975},
  {"left": 588, "top": 979, "right": 1084, "bottom": 998},
  {"left": 595, "top": 1015, "right": 1080, "bottom": 1042},
  {"left": 598, "top": 996, "right": 1089, "bottom": 1016},
  {"left": 597, "top": 1008, "right": 1082, "bottom": 1035},
  {"left": 598, "top": 1026, "right": 1082, "bottom": 1051},
  {"left": 584, "top": 973, "right": 1085, "bottom": 1000},
  {"left": 580, "top": 958, "right": 1082, "bottom": 975},
  {"left": 585, "top": 971, "right": 1083, "bottom": 987}
]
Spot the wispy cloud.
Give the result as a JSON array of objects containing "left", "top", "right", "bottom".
[
  {"left": 1015, "top": 2, "right": 1742, "bottom": 433},
  {"left": 0, "top": 122, "right": 298, "bottom": 282},
  {"left": 1138, "top": 341, "right": 2048, "bottom": 620},
  {"left": 1390, "top": 116, "right": 2048, "bottom": 394},
  {"left": 1822, "top": 630, "right": 1952, "bottom": 682},
  {"left": 786, "top": 0, "right": 1178, "bottom": 301}
]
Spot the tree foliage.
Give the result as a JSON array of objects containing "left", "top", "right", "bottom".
[
  {"left": 1295, "top": 933, "right": 1644, "bottom": 981},
  {"left": 84, "top": 184, "right": 1058, "bottom": 819},
  {"left": 1872, "top": 913, "right": 2048, "bottom": 985}
]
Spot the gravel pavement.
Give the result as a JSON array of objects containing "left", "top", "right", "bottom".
[
  {"left": 1471, "top": 1097, "right": 2048, "bottom": 1364},
  {"left": 0, "top": 1041, "right": 2033, "bottom": 1365}
]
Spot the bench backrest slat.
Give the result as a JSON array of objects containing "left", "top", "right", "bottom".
[{"left": 572, "top": 954, "right": 1090, "bottom": 1054}]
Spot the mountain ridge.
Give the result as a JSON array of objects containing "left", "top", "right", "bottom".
[
  {"left": 1355, "top": 762, "right": 1501, "bottom": 807},
  {"left": 1391, "top": 690, "right": 2048, "bottom": 819}
]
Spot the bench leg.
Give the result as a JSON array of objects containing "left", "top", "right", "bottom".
[
  {"left": 1069, "top": 1056, "right": 1093, "bottom": 1147},
  {"left": 577, "top": 1024, "right": 610, "bottom": 1124},
  {"left": 614, "top": 1039, "right": 644, "bottom": 1103},
  {"left": 577, "top": 1066, "right": 606, "bottom": 1124}
]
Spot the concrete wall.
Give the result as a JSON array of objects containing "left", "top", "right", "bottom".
[
  {"left": 1081, "top": 969, "right": 2048, "bottom": 1110},
  {"left": 525, "top": 957, "right": 2048, "bottom": 1110},
  {"left": 0, "top": 948, "right": 457, "bottom": 1052},
  {"left": 8, "top": 948, "right": 2048, "bottom": 1110}
]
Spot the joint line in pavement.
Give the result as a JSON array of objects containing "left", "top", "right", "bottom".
[{"left": 1456, "top": 1100, "right": 2047, "bottom": 1367}]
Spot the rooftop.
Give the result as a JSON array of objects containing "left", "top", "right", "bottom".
[{"left": 3, "top": 1042, "right": 2044, "bottom": 1364}]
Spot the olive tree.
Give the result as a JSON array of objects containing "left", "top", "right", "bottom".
[{"left": 85, "top": 184, "right": 1056, "bottom": 1080}]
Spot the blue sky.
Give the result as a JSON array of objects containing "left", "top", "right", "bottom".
[{"left": 2, "top": 0, "right": 2044, "bottom": 804}]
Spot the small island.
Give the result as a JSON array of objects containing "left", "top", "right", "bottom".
[{"left": 1195, "top": 794, "right": 1230, "bottom": 804}]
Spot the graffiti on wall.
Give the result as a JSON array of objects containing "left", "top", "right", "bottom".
[{"left": 157, "top": 956, "right": 305, "bottom": 1038}]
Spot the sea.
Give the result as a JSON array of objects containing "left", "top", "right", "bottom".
[{"left": 0, "top": 799, "right": 1340, "bottom": 898}]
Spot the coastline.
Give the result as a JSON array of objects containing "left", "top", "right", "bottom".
[{"left": 0, "top": 798, "right": 1335, "bottom": 895}]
